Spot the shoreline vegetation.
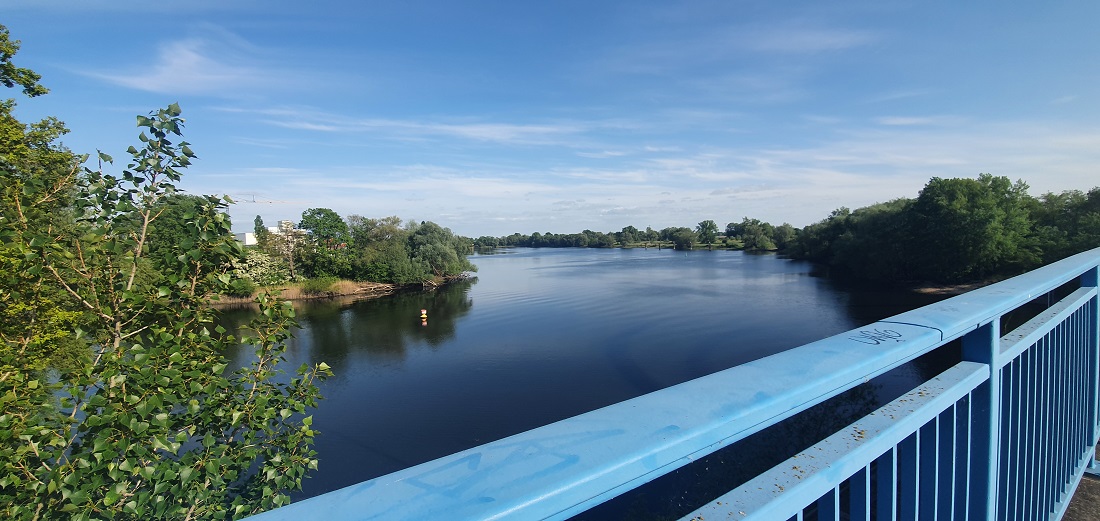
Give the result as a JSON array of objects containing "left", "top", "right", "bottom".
[
  {"left": 473, "top": 175, "right": 1100, "bottom": 288},
  {"left": 213, "top": 275, "right": 473, "bottom": 307}
]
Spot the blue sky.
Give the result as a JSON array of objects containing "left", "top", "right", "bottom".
[{"left": 6, "top": 1, "right": 1099, "bottom": 237}]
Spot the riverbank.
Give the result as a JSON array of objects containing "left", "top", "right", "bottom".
[
  {"left": 212, "top": 275, "right": 474, "bottom": 307},
  {"left": 911, "top": 280, "right": 994, "bottom": 296},
  {"left": 212, "top": 280, "right": 399, "bottom": 306}
]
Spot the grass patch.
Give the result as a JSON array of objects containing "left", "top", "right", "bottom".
[{"left": 298, "top": 277, "right": 339, "bottom": 296}]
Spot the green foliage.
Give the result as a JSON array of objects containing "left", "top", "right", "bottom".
[
  {"left": 407, "top": 221, "right": 475, "bottom": 279},
  {"left": 0, "top": 25, "right": 48, "bottom": 97},
  {"left": 783, "top": 174, "right": 1099, "bottom": 285},
  {"left": 657, "top": 227, "right": 697, "bottom": 250},
  {"left": 729, "top": 218, "right": 777, "bottom": 251},
  {"left": 695, "top": 220, "right": 718, "bottom": 244},
  {"left": 225, "top": 277, "right": 257, "bottom": 298},
  {"left": 1029, "top": 187, "right": 1100, "bottom": 263},
  {"left": 234, "top": 249, "right": 292, "bottom": 286},
  {"left": 267, "top": 221, "right": 307, "bottom": 280},
  {"left": 298, "top": 208, "right": 348, "bottom": 244},
  {"left": 828, "top": 199, "right": 913, "bottom": 281},
  {"left": 143, "top": 194, "right": 207, "bottom": 265},
  {"left": 1, "top": 103, "right": 330, "bottom": 519},
  {"left": 299, "top": 277, "right": 337, "bottom": 295},
  {"left": 908, "top": 174, "right": 1037, "bottom": 282}
]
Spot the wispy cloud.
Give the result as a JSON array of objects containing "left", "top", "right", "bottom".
[
  {"left": 85, "top": 27, "right": 284, "bottom": 96},
  {"left": 742, "top": 26, "right": 877, "bottom": 54},
  {"left": 874, "top": 116, "right": 965, "bottom": 126},
  {"left": 221, "top": 106, "right": 590, "bottom": 146},
  {"left": 865, "top": 89, "right": 936, "bottom": 104},
  {"left": 576, "top": 150, "right": 628, "bottom": 159}
]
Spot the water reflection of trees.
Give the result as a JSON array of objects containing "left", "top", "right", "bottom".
[{"left": 216, "top": 279, "right": 476, "bottom": 370}]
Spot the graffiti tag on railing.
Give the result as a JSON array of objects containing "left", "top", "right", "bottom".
[{"left": 849, "top": 328, "right": 904, "bottom": 345}]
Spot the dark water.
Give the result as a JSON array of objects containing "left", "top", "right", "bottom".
[{"left": 219, "top": 248, "right": 947, "bottom": 504}]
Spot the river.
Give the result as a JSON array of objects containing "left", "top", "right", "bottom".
[{"left": 219, "top": 247, "right": 949, "bottom": 514}]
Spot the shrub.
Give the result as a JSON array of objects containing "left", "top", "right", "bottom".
[
  {"left": 299, "top": 277, "right": 337, "bottom": 295},
  {"left": 225, "top": 277, "right": 257, "bottom": 298}
]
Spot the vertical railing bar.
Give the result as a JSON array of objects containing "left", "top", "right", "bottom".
[
  {"left": 1055, "top": 320, "right": 1067, "bottom": 486},
  {"left": 1080, "top": 299, "right": 1092, "bottom": 460},
  {"left": 863, "top": 464, "right": 872, "bottom": 521},
  {"left": 950, "top": 403, "right": 960, "bottom": 521},
  {"left": 1063, "top": 312, "right": 1074, "bottom": 484},
  {"left": 1039, "top": 332, "right": 1051, "bottom": 516},
  {"left": 1037, "top": 335, "right": 1048, "bottom": 520},
  {"left": 888, "top": 446, "right": 897, "bottom": 521},
  {"left": 1065, "top": 315, "right": 1075, "bottom": 482},
  {"left": 1051, "top": 325, "right": 1061, "bottom": 493},
  {"left": 1068, "top": 310, "right": 1078, "bottom": 475},
  {"left": 963, "top": 393, "right": 973, "bottom": 521},
  {"left": 900, "top": 433, "right": 918, "bottom": 521},
  {"left": 877, "top": 447, "right": 898, "bottom": 521},
  {"left": 1047, "top": 328, "right": 1058, "bottom": 514},
  {"left": 1011, "top": 357, "right": 1024, "bottom": 521},
  {"left": 936, "top": 414, "right": 944, "bottom": 521},
  {"left": 1073, "top": 306, "right": 1082, "bottom": 473},
  {"left": 938, "top": 408, "right": 954, "bottom": 521},
  {"left": 919, "top": 421, "right": 938, "bottom": 521},
  {"left": 1080, "top": 302, "right": 1091, "bottom": 448},
  {"left": 1021, "top": 349, "right": 1033, "bottom": 521},
  {"left": 1009, "top": 353, "right": 1021, "bottom": 521},
  {"left": 1028, "top": 344, "right": 1040, "bottom": 521},
  {"left": 817, "top": 486, "right": 840, "bottom": 521},
  {"left": 1000, "top": 360, "right": 1014, "bottom": 521},
  {"left": 850, "top": 465, "right": 870, "bottom": 521}
]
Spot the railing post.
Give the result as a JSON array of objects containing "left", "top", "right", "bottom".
[
  {"left": 1082, "top": 266, "right": 1100, "bottom": 475},
  {"left": 962, "top": 320, "right": 1001, "bottom": 520}
]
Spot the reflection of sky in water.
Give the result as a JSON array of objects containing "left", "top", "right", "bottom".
[{"left": 220, "top": 248, "right": 947, "bottom": 501}]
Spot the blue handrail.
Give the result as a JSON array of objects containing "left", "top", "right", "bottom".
[{"left": 249, "top": 247, "right": 1100, "bottom": 521}]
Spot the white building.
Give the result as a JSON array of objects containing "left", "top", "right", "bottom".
[{"left": 234, "top": 232, "right": 258, "bottom": 246}]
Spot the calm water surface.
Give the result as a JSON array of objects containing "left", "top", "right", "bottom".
[{"left": 220, "top": 248, "right": 945, "bottom": 501}]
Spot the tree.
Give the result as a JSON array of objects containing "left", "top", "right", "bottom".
[
  {"left": 408, "top": 221, "right": 476, "bottom": 279},
  {"left": 772, "top": 223, "right": 796, "bottom": 250},
  {"left": 271, "top": 220, "right": 307, "bottom": 280},
  {"left": 0, "top": 100, "right": 331, "bottom": 518},
  {"left": 908, "top": 174, "right": 1037, "bottom": 282},
  {"left": 829, "top": 199, "right": 913, "bottom": 281},
  {"left": 695, "top": 220, "right": 718, "bottom": 244},
  {"left": 143, "top": 194, "right": 207, "bottom": 264},
  {"left": 724, "top": 222, "right": 739, "bottom": 239},
  {"left": 616, "top": 225, "right": 638, "bottom": 245},
  {"left": 738, "top": 218, "right": 777, "bottom": 251},
  {"left": 299, "top": 208, "right": 348, "bottom": 246},
  {"left": 658, "top": 227, "right": 697, "bottom": 250},
  {"left": 0, "top": 25, "right": 48, "bottom": 97},
  {"left": 252, "top": 214, "right": 274, "bottom": 251}
]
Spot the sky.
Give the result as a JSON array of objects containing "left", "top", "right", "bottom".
[{"left": 5, "top": 1, "right": 1099, "bottom": 237}]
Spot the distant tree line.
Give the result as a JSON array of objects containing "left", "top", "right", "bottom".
[
  {"left": 473, "top": 174, "right": 1100, "bottom": 285},
  {"left": 241, "top": 209, "right": 476, "bottom": 290},
  {"left": 472, "top": 223, "right": 761, "bottom": 251},
  {"left": 786, "top": 174, "right": 1100, "bottom": 284},
  {"left": 473, "top": 219, "right": 801, "bottom": 252}
]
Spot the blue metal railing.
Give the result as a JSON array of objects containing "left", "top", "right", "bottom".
[{"left": 250, "top": 247, "right": 1100, "bottom": 521}]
